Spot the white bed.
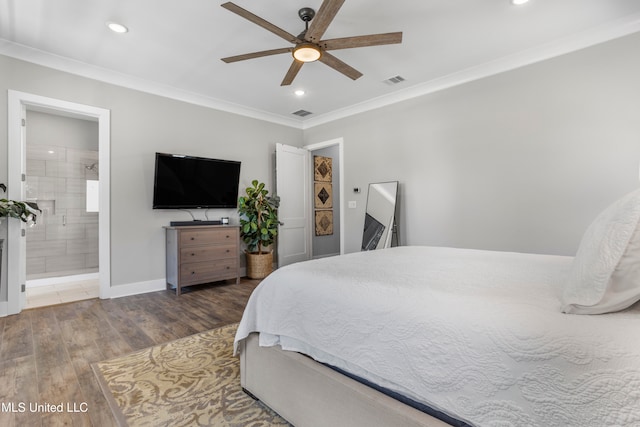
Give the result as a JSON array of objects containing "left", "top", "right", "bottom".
[{"left": 234, "top": 189, "right": 640, "bottom": 426}]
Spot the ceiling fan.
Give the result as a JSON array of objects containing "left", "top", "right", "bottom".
[{"left": 220, "top": 0, "right": 403, "bottom": 86}]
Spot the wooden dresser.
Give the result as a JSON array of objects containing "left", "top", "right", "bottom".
[{"left": 164, "top": 225, "right": 240, "bottom": 295}]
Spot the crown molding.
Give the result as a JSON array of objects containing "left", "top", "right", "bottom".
[{"left": 0, "top": 40, "right": 304, "bottom": 130}]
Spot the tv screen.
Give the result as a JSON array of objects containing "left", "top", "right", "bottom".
[{"left": 152, "top": 153, "right": 241, "bottom": 209}]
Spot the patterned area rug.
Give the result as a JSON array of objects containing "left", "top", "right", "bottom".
[{"left": 92, "top": 323, "right": 290, "bottom": 426}]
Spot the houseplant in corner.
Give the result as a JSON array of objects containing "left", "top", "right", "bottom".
[{"left": 238, "top": 180, "right": 280, "bottom": 279}]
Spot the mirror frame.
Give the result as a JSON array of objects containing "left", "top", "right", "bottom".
[{"left": 361, "top": 181, "right": 399, "bottom": 250}]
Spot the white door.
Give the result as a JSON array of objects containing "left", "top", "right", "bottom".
[{"left": 276, "top": 143, "right": 311, "bottom": 267}]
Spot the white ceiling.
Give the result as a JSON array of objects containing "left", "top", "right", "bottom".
[{"left": 1, "top": 0, "right": 640, "bottom": 128}]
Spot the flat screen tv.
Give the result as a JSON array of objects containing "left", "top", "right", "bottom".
[{"left": 152, "top": 152, "right": 241, "bottom": 209}]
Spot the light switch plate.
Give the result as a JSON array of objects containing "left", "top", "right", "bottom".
[{"left": 348, "top": 201, "right": 357, "bottom": 209}]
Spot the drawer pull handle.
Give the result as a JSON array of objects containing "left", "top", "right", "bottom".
[
  {"left": 190, "top": 237, "right": 195, "bottom": 240},
  {"left": 191, "top": 253, "right": 195, "bottom": 256},
  {"left": 226, "top": 266, "right": 230, "bottom": 269},
  {"left": 226, "top": 235, "right": 230, "bottom": 238},
  {"left": 226, "top": 249, "right": 230, "bottom": 253},
  {"left": 191, "top": 271, "right": 195, "bottom": 275}
]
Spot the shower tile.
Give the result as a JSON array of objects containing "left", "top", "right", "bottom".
[
  {"left": 45, "top": 223, "right": 86, "bottom": 241},
  {"left": 56, "top": 193, "right": 85, "bottom": 210},
  {"left": 34, "top": 177, "right": 60, "bottom": 200},
  {"left": 66, "top": 178, "right": 86, "bottom": 194},
  {"left": 85, "top": 223, "right": 99, "bottom": 239},
  {"left": 67, "top": 148, "right": 98, "bottom": 164},
  {"left": 45, "top": 255, "right": 85, "bottom": 273},
  {"left": 45, "top": 213, "right": 64, "bottom": 227},
  {"left": 27, "top": 240, "right": 67, "bottom": 258},
  {"left": 46, "top": 161, "right": 85, "bottom": 179},
  {"left": 85, "top": 252, "right": 99, "bottom": 268},
  {"left": 27, "top": 144, "right": 66, "bottom": 161},
  {"left": 65, "top": 210, "right": 98, "bottom": 224},
  {"left": 25, "top": 176, "right": 39, "bottom": 199},
  {"left": 67, "top": 239, "right": 98, "bottom": 255},
  {"left": 26, "top": 223, "right": 46, "bottom": 242},
  {"left": 27, "top": 257, "right": 46, "bottom": 275},
  {"left": 36, "top": 200, "right": 57, "bottom": 222},
  {"left": 27, "top": 160, "right": 46, "bottom": 176}
]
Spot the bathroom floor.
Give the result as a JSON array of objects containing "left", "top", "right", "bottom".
[{"left": 25, "top": 278, "right": 100, "bottom": 309}]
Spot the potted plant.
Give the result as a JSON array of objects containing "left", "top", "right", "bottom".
[
  {"left": 238, "top": 180, "right": 279, "bottom": 279},
  {"left": 0, "top": 184, "right": 40, "bottom": 225}
]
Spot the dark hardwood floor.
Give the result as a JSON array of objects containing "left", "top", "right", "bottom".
[{"left": 0, "top": 278, "right": 261, "bottom": 427}]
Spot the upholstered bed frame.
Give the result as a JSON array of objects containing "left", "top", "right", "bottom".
[{"left": 239, "top": 333, "right": 450, "bottom": 427}]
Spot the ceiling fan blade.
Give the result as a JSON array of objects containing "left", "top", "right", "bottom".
[
  {"left": 221, "top": 47, "right": 292, "bottom": 63},
  {"left": 221, "top": 2, "right": 301, "bottom": 44},
  {"left": 319, "top": 52, "right": 363, "bottom": 81},
  {"left": 321, "top": 32, "right": 403, "bottom": 51},
  {"left": 281, "top": 60, "right": 304, "bottom": 86},
  {"left": 305, "top": 0, "right": 345, "bottom": 43}
]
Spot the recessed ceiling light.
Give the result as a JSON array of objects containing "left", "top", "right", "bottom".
[
  {"left": 106, "top": 21, "right": 128, "bottom": 33},
  {"left": 294, "top": 90, "right": 305, "bottom": 96},
  {"left": 511, "top": 0, "right": 530, "bottom": 5}
]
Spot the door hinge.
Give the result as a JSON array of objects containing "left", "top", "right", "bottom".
[
  {"left": 21, "top": 118, "right": 26, "bottom": 127},
  {"left": 21, "top": 284, "right": 25, "bottom": 292},
  {"left": 21, "top": 229, "right": 26, "bottom": 237},
  {"left": 22, "top": 173, "right": 26, "bottom": 182}
]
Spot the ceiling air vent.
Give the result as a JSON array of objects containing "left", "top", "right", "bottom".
[
  {"left": 383, "top": 75, "right": 406, "bottom": 85},
  {"left": 292, "top": 109, "right": 313, "bottom": 117}
]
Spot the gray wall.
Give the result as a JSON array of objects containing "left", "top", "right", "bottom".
[
  {"left": 304, "top": 32, "right": 640, "bottom": 255},
  {"left": 0, "top": 54, "right": 303, "bottom": 294}
]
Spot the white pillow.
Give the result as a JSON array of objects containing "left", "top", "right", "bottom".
[{"left": 561, "top": 188, "right": 640, "bottom": 314}]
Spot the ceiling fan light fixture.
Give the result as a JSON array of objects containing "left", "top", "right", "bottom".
[{"left": 293, "top": 43, "right": 321, "bottom": 62}]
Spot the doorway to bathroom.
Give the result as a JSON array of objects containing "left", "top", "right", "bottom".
[
  {"left": 24, "top": 110, "right": 100, "bottom": 308},
  {"left": 6, "top": 91, "right": 110, "bottom": 315}
]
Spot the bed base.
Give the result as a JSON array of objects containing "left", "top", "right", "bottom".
[{"left": 239, "top": 333, "right": 451, "bottom": 427}]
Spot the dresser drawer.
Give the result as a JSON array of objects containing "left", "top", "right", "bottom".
[
  {"left": 179, "top": 258, "right": 239, "bottom": 285},
  {"left": 180, "top": 245, "right": 236, "bottom": 263},
  {"left": 180, "top": 228, "right": 237, "bottom": 247}
]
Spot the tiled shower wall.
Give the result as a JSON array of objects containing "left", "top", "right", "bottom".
[{"left": 25, "top": 145, "right": 99, "bottom": 280}]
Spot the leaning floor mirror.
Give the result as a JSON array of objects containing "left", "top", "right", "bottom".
[{"left": 361, "top": 181, "right": 399, "bottom": 250}]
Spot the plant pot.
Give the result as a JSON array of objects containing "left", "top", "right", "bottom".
[{"left": 245, "top": 250, "right": 273, "bottom": 279}]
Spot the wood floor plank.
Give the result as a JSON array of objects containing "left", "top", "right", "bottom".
[
  {"left": 10, "top": 355, "right": 40, "bottom": 427},
  {"left": 1, "top": 313, "right": 34, "bottom": 361},
  {"left": 76, "top": 371, "right": 119, "bottom": 427},
  {"left": 0, "top": 278, "right": 260, "bottom": 426}
]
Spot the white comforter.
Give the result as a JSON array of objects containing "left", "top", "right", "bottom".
[{"left": 234, "top": 246, "right": 640, "bottom": 427}]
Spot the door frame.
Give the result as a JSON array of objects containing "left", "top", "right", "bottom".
[
  {"left": 305, "top": 138, "right": 345, "bottom": 256},
  {"left": 5, "top": 90, "right": 111, "bottom": 315}
]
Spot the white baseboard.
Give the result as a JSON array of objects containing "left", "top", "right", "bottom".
[
  {"left": 0, "top": 301, "right": 7, "bottom": 318},
  {"left": 106, "top": 272, "right": 248, "bottom": 299}
]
